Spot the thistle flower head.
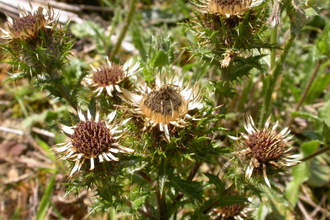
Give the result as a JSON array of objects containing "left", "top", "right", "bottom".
[
  {"left": 192, "top": 0, "right": 263, "bottom": 16},
  {"left": 121, "top": 73, "right": 203, "bottom": 142},
  {"left": 83, "top": 58, "right": 140, "bottom": 97},
  {"left": 210, "top": 203, "right": 253, "bottom": 220},
  {"left": 1, "top": 5, "right": 54, "bottom": 41},
  {"left": 231, "top": 115, "right": 299, "bottom": 187},
  {"left": 53, "top": 108, "right": 133, "bottom": 176},
  {"left": 190, "top": 0, "right": 268, "bottom": 53}
]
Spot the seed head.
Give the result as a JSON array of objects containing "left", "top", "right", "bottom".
[
  {"left": 1, "top": 6, "right": 54, "bottom": 41},
  {"left": 83, "top": 58, "right": 140, "bottom": 97},
  {"left": 53, "top": 109, "right": 133, "bottom": 176},
  {"left": 210, "top": 203, "right": 253, "bottom": 220},
  {"left": 192, "top": 0, "right": 263, "bottom": 16},
  {"left": 231, "top": 115, "right": 299, "bottom": 187}
]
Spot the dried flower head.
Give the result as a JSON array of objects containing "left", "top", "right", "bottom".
[
  {"left": 1, "top": 5, "right": 54, "bottom": 41},
  {"left": 210, "top": 203, "right": 253, "bottom": 220},
  {"left": 121, "top": 74, "right": 203, "bottom": 142},
  {"left": 192, "top": 0, "right": 263, "bottom": 16},
  {"left": 221, "top": 49, "right": 237, "bottom": 67},
  {"left": 53, "top": 109, "right": 133, "bottom": 176},
  {"left": 83, "top": 58, "right": 140, "bottom": 97},
  {"left": 231, "top": 115, "right": 299, "bottom": 187}
]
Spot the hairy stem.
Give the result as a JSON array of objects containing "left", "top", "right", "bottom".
[
  {"left": 269, "top": 25, "right": 278, "bottom": 70},
  {"left": 109, "top": 0, "right": 138, "bottom": 61},
  {"left": 259, "top": 33, "right": 296, "bottom": 128},
  {"left": 215, "top": 65, "right": 232, "bottom": 107},
  {"left": 48, "top": 68, "right": 77, "bottom": 111}
]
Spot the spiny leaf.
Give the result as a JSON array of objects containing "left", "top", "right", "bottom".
[{"left": 169, "top": 176, "right": 205, "bottom": 204}]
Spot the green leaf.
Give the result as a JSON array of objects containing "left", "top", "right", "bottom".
[
  {"left": 287, "top": 0, "right": 308, "bottom": 34},
  {"left": 316, "top": 23, "right": 330, "bottom": 56},
  {"left": 301, "top": 140, "right": 320, "bottom": 156},
  {"left": 302, "top": 131, "right": 323, "bottom": 142},
  {"left": 158, "top": 159, "right": 174, "bottom": 193},
  {"left": 36, "top": 170, "right": 57, "bottom": 220},
  {"left": 131, "top": 25, "right": 147, "bottom": 61},
  {"left": 203, "top": 173, "right": 225, "bottom": 194},
  {"left": 21, "top": 106, "right": 67, "bottom": 129},
  {"left": 291, "top": 111, "right": 322, "bottom": 123},
  {"left": 306, "top": 73, "right": 330, "bottom": 104},
  {"left": 322, "top": 122, "right": 330, "bottom": 144},
  {"left": 170, "top": 176, "right": 204, "bottom": 204},
  {"left": 285, "top": 162, "right": 309, "bottom": 205},
  {"left": 262, "top": 186, "right": 295, "bottom": 220},
  {"left": 35, "top": 137, "right": 55, "bottom": 162},
  {"left": 132, "top": 195, "right": 148, "bottom": 210},
  {"left": 319, "top": 101, "right": 330, "bottom": 126},
  {"left": 153, "top": 50, "right": 169, "bottom": 67},
  {"left": 218, "top": 195, "right": 248, "bottom": 206},
  {"left": 307, "top": 153, "right": 330, "bottom": 187}
]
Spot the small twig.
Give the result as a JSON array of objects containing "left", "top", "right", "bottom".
[
  {"left": 300, "top": 146, "right": 330, "bottom": 162},
  {"left": 299, "top": 194, "right": 330, "bottom": 216},
  {"left": 137, "top": 170, "right": 154, "bottom": 185},
  {"left": 297, "top": 200, "right": 313, "bottom": 220},
  {"left": 109, "top": 0, "right": 138, "bottom": 61},
  {"left": 31, "top": 127, "right": 55, "bottom": 138},
  {"left": 286, "top": 60, "right": 323, "bottom": 127},
  {"left": 4, "top": 173, "right": 30, "bottom": 184},
  {"left": 187, "top": 162, "right": 201, "bottom": 181},
  {"left": 0, "top": 126, "right": 24, "bottom": 135},
  {"left": 310, "top": 194, "right": 327, "bottom": 218}
]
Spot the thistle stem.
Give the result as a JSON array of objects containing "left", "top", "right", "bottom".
[
  {"left": 156, "top": 183, "right": 169, "bottom": 220},
  {"left": 270, "top": 24, "right": 278, "bottom": 70},
  {"left": 216, "top": 65, "right": 232, "bottom": 106},
  {"left": 286, "top": 60, "right": 323, "bottom": 127},
  {"left": 259, "top": 33, "right": 296, "bottom": 128},
  {"left": 109, "top": 0, "right": 138, "bottom": 61},
  {"left": 48, "top": 69, "right": 77, "bottom": 111}
]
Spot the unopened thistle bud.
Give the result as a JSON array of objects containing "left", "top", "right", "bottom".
[
  {"left": 1, "top": 6, "right": 52, "bottom": 41},
  {"left": 190, "top": 0, "right": 268, "bottom": 56},
  {"left": 192, "top": 0, "right": 265, "bottom": 17},
  {"left": 0, "top": 5, "right": 71, "bottom": 79}
]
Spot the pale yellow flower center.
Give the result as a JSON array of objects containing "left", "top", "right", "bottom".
[{"left": 209, "top": 0, "right": 252, "bottom": 15}]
